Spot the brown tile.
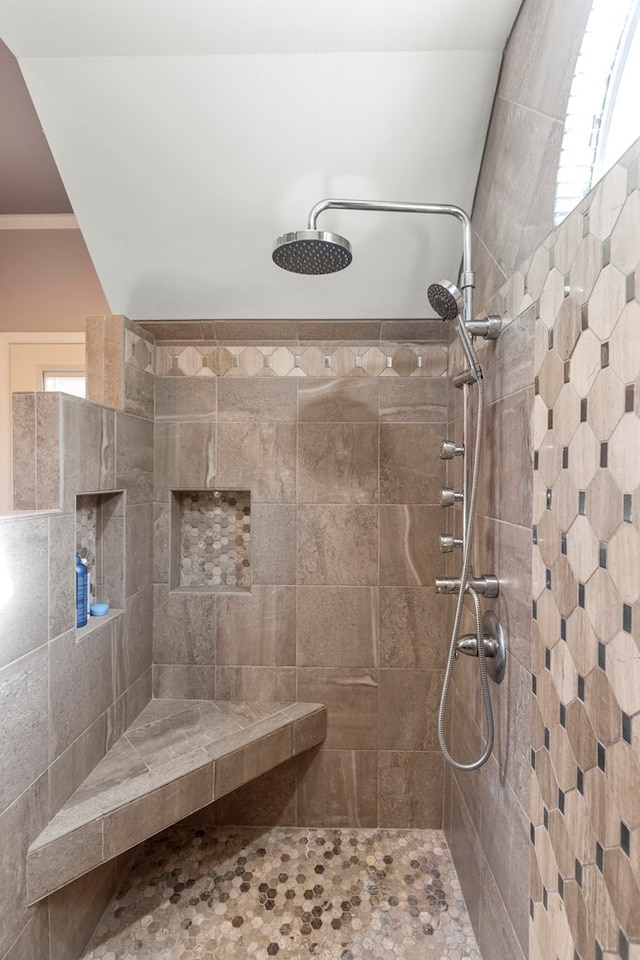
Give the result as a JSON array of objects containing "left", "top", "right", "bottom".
[
  {"left": 125, "top": 501, "right": 154, "bottom": 598},
  {"left": 3, "top": 912, "right": 49, "bottom": 960},
  {"left": 216, "top": 422, "right": 296, "bottom": 502},
  {"left": 213, "top": 757, "right": 297, "bottom": 826},
  {"left": 152, "top": 583, "right": 216, "bottom": 665},
  {"left": 215, "top": 665, "right": 296, "bottom": 701},
  {"left": 214, "top": 726, "right": 292, "bottom": 798},
  {"left": 379, "top": 505, "right": 441, "bottom": 586},
  {"left": 154, "top": 377, "right": 217, "bottom": 420},
  {"left": 378, "top": 751, "right": 443, "bottom": 828},
  {"left": 379, "top": 587, "right": 448, "bottom": 669},
  {"left": 114, "top": 410, "right": 153, "bottom": 504},
  {"left": 446, "top": 774, "right": 482, "bottom": 936},
  {"left": 379, "top": 379, "right": 448, "bottom": 422},
  {"left": 379, "top": 423, "right": 445, "bottom": 504},
  {"left": 297, "top": 321, "right": 381, "bottom": 342},
  {"left": 154, "top": 420, "right": 216, "bottom": 498},
  {"left": 0, "top": 644, "right": 49, "bottom": 815},
  {"left": 477, "top": 843, "right": 527, "bottom": 960},
  {"left": 27, "top": 817, "right": 104, "bottom": 904},
  {"left": 250, "top": 503, "right": 296, "bottom": 585},
  {"left": 478, "top": 387, "right": 534, "bottom": 525},
  {"left": 297, "top": 378, "right": 379, "bottom": 422},
  {"left": 297, "top": 505, "right": 378, "bottom": 586},
  {"left": 153, "top": 664, "right": 216, "bottom": 699},
  {"left": 0, "top": 775, "right": 48, "bottom": 955},
  {"left": 103, "top": 766, "right": 213, "bottom": 860},
  {"left": 49, "top": 626, "right": 114, "bottom": 761},
  {"left": 296, "top": 747, "right": 378, "bottom": 827},
  {"left": 11, "top": 393, "right": 36, "bottom": 510},
  {"left": 0, "top": 515, "right": 49, "bottom": 670},
  {"left": 298, "top": 422, "right": 378, "bottom": 503},
  {"left": 49, "top": 859, "right": 117, "bottom": 960},
  {"left": 124, "top": 365, "right": 154, "bottom": 420},
  {"left": 297, "top": 668, "right": 378, "bottom": 750},
  {"left": 378, "top": 670, "right": 442, "bottom": 751},
  {"left": 297, "top": 586, "right": 378, "bottom": 667},
  {"left": 217, "top": 585, "right": 296, "bottom": 666},
  {"left": 217, "top": 378, "right": 297, "bottom": 421}
]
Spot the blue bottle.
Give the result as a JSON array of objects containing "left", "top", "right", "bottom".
[{"left": 76, "top": 553, "right": 88, "bottom": 627}]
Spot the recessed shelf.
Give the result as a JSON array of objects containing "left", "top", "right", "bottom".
[
  {"left": 75, "top": 491, "right": 125, "bottom": 626},
  {"left": 171, "top": 489, "right": 251, "bottom": 593}
]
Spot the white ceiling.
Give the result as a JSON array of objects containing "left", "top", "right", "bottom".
[{"left": 0, "top": 0, "right": 522, "bottom": 320}]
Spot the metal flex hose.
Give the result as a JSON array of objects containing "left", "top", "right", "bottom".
[{"left": 437, "top": 375, "right": 495, "bottom": 770}]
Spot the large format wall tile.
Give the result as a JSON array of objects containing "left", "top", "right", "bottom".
[
  {"left": 297, "top": 422, "right": 378, "bottom": 504},
  {"left": 0, "top": 645, "right": 48, "bottom": 816},
  {"left": 296, "top": 586, "right": 378, "bottom": 668},
  {"left": 297, "top": 505, "right": 378, "bottom": 585},
  {"left": 216, "top": 422, "right": 296, "bottom": 502},
  {"left": 216, "top": 585, "right": 296, "bottom": 666},
  {"left": 0, "top": 515, "right": 49, "bottom": 670}
]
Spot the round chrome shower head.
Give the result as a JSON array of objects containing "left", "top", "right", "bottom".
[
  {"left": 272, "top": 229, "right": 352, "bottom": 275},
  {"left": 427, "top": 279, "right": 464, "bottom": 321}
]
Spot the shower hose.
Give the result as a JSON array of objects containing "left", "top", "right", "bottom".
[{"left": 437, "top": 375, "right": 495, "bottom": 771}]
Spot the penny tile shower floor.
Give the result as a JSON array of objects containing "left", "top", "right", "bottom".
[{"left": 82, "top": 824, "right": 481, "bottom": 960}]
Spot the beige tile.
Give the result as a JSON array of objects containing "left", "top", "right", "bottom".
[
  {"left": 297, "top": 668, "right": 378, "bottom": 750},
  {"left": 217, "top": 585, "right": 296, "bottom": 666},
  {"left": 379, "top": 505, "right": 441, "bottom": 586},
  {"left": 154, "top": 420, "right": 216, "bottom": 498},
  {"left": 289, "top": 707, "right": 328, "bottom": 755},
  {"left": 379, "top": 379, "right": 448, "bottom": 422},
  {"left": 218, "top": 378, "right": 297, "bottom": 422},
  {"left": 250, "top": 503, "right": 296, "bottom": 585},
  {"left": 588, "top": 163, "right": 628, "bottom": 242},
  {"left": 215, "top": 665, "right": 296, "bottom": 701},
  {"left": 379, "top": 423, "right": 445, "bottom": 504},
  {"left": 115, "top": 411, "right": 154, "bottom": 504},
  {"left": 213, "top": 757, "right": 297, "bottom": 826},
  {"left": 152, "top": 583, "right": 216, "bottom": 665},
  {"left": 379, "top": 587, "right": 448, "bottom": 669},
  {"left": 296, "top": 747, "right": 378, "bottom": 827},
  {"left": 588, "top": 264, "right": 627, "bottom": 342},
  {"left": 103, "top": 765, "right": 213, "bottom": 860},
  {"left": 154, "top": 377, "right": 217, "bottom": 420},
  {"left": 214, "top": 726, "right": 292, "bottom": 798},
  {"left": 297, "top": 422, "right": 378, "bottom": 504},
  {"left": 297, "top": 378, "right": 379, "bottom": 422},
  {"left": 297, "top": 505, "right": 378, "bottom": 585},
  {"left": 11, "top": 393, "right": 36, "bottom": 509},
  {"left": 216, "top": 422, "right": 296, "bottom": 502},
  {"left": 49, "top": 859, "right": 117, "bottom": 960},
  {"left": 125, "top": 502, "right": 154, "bottom": 598},
  {"left": 50, "top": 626, "right": 114, "bottom": 761},
  {"left": 378, "top": 751, "right": 443, "bottom": 828},
  {"left": 0, "top": 645, "right": 49, "bottom": 815},
  {"left": 153, "top": 664, "right": 216, "bottom": 699},
  {"left": 0, "top": 515, "right": 49, "bottom": 670},
  {"left": 378, "top": 669, "right": 442, "bottom": 751},
  {"left": 297, "top": 586, "right": 377, "bottom": 667},
  {"left": 27, "top": 817, "right": 103, "bottom": 904},
  {"left": 610, "top": 182, "right": 640, "bottom": 270}
]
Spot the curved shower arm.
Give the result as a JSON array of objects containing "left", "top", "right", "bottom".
[{"left": 306, "top": 197, "right": 475, "bottom": 300}]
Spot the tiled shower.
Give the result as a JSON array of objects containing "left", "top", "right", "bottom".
[{"left": 1, "top": 2, "right": 639, "bottom": 959}]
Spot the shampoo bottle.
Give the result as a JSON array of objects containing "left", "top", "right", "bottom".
[{"left": 76, "top": 553, "right": 88, "bottom": 627}]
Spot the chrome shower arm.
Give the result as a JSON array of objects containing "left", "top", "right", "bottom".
[{"left": 306, "top": 198, "right": 474, "bottom": 292}]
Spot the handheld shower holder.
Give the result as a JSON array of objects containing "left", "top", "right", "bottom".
[
  {"left": 434, "top": 574, "right": 500, "bottom": 598},
  {"left": 465, "top": 316, "right": 501, "bottom": 340}
]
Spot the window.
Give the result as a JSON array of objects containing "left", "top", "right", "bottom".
[
  {"left": 555, "top": 0, "right": 640, "bottom": 224},
  {"left": 42, "top": 370, "right": 86, "bottom": 398}
]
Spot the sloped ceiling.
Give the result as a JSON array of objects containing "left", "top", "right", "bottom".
[{"left": 0, "top": 0, "right": 522, "bottom": 320}]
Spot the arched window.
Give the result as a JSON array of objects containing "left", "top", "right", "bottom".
[{"left": 555, "top": 0, "right": 640, "bottom": 224}]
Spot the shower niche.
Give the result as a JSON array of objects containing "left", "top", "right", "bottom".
[
  {"left": 170, "top": 489, "right": 251, "bottom": 593},
  {"left": 75, "top": 491, "right": 125, "bottom": 632}
]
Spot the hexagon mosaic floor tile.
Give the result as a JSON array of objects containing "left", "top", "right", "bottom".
[{"left": 81, "top": 824, "right": 480, "bottom": 960}]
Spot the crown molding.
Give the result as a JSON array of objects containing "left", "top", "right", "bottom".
[{"left": 0, "top": 214, "right": 79, "bottom": 230}]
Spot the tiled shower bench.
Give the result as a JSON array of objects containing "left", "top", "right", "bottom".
[{"left": 27, "top": 699, "right": 327, "bottom": 904}]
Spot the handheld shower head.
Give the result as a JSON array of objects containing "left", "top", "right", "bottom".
[
  {"left": 427, "top": 280, "right": 464, "bottom": 321},
  {"left": 427, "top": 279, "right": 483, "bottom": 381},
  {"left": 272, "top": 229, "right": 352, "bottom": 275}
]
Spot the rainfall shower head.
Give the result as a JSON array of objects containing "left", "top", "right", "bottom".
[
  {"left": 427, "top": 280, "right": 464, "bottom": 321},
  {"left": 272, "top": 229, "right": 352, "bottom": 275}
]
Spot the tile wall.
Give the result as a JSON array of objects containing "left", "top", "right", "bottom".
[
  {"left": 0, "top": 318, "right": 155, "bottom": 960},
  {"left": 141, "top": 319, "right": 453, "bottom": 830},
  {"left": 528, "top": 144, "right": 640, "bottom": 960}
]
